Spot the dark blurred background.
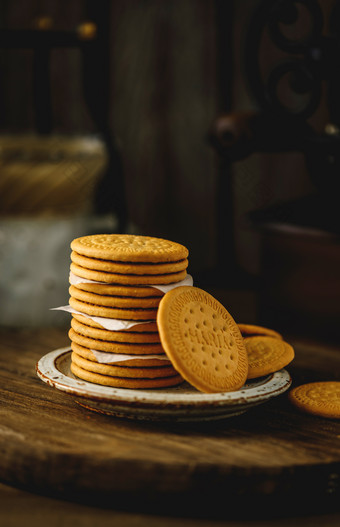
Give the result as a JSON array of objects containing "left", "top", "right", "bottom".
[{"left": 0, "top": 0, "right": 339, "bottom": 339}]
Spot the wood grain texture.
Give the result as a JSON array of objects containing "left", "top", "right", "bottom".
[{"left": 0, "top": 328, "right": 340, "bottom": 519}]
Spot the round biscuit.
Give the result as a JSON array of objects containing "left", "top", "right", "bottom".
[
  {"left": 71, "top": 341, "right": 171, "bottom": 367},
  {"left": 71, "top": 234, "right": 189, "bottom": 263},
  {"left": 69, "top": 296, "right": 158, "bottom": 320},
  {"left": 288, "top": 382, "right": 340, "bottom": 419},
  {"left": 71, "top": 251, "right": 188, "bottom": 275},
  {"left": 71, "top": 362, "right": 184, "bottom": 389},
  {"left": 69, "top": 285, "right": 161, "bottom": 309},
  {"left": 244, "top": 336, "right": 294, "bottom": 379},
  {"left": 238, "top": 323, "right": 283, "bottom": 340},
  {"left": 73, "top": 282, "right": 163, "bottom": 298},
  {"left": 157, "top": 286, "right": 248, "bottom": 393},
  {"left": 70, "top": 262, "right": 187, "bottom": 285},
  {"left": 71, "top": 317, "right": 161, "bottom": 343},
  {"left": 69, "top": 328, "right": 165, "bottom": 355},
  {"left": 71, "top": 351, "right": 178, "bottom": 378}
]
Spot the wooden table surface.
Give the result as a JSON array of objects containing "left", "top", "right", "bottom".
[{"left": 1, "top": 327, "right": 340, "bottom": 526}]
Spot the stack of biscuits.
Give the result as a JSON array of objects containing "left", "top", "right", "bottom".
[{"left": 68, "top": 234, "right": 190, "bottom": 389}]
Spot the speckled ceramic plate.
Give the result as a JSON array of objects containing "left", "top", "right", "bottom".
[{"left": 36, "top": 348, "right": 292, "bottom": 422}]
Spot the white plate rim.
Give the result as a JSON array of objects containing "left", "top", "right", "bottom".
[{"left": 36, "top": 347, "right": 292, "bottom": 409}]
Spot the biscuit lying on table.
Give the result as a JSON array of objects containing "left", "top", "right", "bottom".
[{"left": 289, "top": 382, "right": 340, "bottom": 419}]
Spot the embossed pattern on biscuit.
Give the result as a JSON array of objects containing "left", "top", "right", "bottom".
[
  {"left": 244, "top": 336, "right": 294, "bottom": 379},
  {"left": 68, "top": 234, "right": 190, "bottom": 390},
  {"left": 71, "top": 234, "right": 189, "bottom": 262},
  {"left": 157, "top": 286, "right": 248, "bottom": 393},
  {"left": 289, "top": 381, "right": 340, "bottom": 419}
]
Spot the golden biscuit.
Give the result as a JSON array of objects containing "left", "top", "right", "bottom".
[
  {"left": 71, "top": 317, "right": 161, "bottom": 343},
  {"left": 71, "top": 362, "right": 184, "bottom": 389},
  {"left": 238, "top": 323, "right": 283, "bottom": 340},
  {"left": 157, "top": 286, "right": 248, "bottom": 393},
  {"left": 71, "top": 341, "right": 171, "bottom": 367},
  {"left": 69, "top": 285, "right": 161, "bottom": 309},
  {"left": 61, "top": 234, "right": 192, "bottom": 391},
  {"left": 71, "top": 251, "right": 188, "bottom": 275},
  {"left": 71, "top": 351, "right": 178, "bottom": 378},
  {"left": 71, "top": 234, "right": 189, "bottom": 262},
  {"left": 70, "top": 262, "right": 187, "bottom": 285},
  {"left": 244, "top": 336, "right": 294, "bottom": 379},
  {"left": 69, "top": 328, "right": 165, "bottom": 355},
  {"left": 69, "top": 296, "right": 158, "bottom": 321},
  {"left": 288, "top": 382, "right": 340, "bottom": 419},
  {"left": 72, "top": 281, "right": 164, "bottom": 298}
]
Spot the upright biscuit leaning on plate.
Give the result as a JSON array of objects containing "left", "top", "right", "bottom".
[{"left": 157, "top": 286, "right": 248, "bottom": 393}]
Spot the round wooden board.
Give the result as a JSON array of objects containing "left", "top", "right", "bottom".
[{"left": 1, "top": 328, "right": 340, "bottom": 519}]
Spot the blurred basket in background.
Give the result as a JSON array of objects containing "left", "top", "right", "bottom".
[
  {"left": 0, "top": 134, "right": 107, "bottom": 216},
  {"left": 0, "top": 134, "right": 118, "bottom": 327}
]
